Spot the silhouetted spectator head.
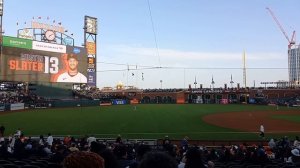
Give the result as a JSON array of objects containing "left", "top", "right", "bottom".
[
  {"left": 113, "top": 144, "right": 128, "bottom": 159},
  {"left": 100, "top": 149, "right": 119, "bottom": 168},
  {"left": 63, "top": 151, "right": 105, "bottom": 168},
  {"left": 185, "top": 147, "right": 206, "bottom": 168},
  {"left": 90, "top": 141, "right": 106, "bottom": 153},
  {"left": 136, "top": 144, "right": 151, "bottom": 161},
  {"left": 138, "top": 151, "right": 177, "bottom": 168}
]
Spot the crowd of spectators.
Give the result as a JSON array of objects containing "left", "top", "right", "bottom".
[
  {"left": 143, "top": 89, "right": 183, "bottom": 93},
  {"left": 0, "top": 82, "right": 49, "bottom": 108},
  {"left": 0, "top": 128, "right": 300, "bottom": 168}
]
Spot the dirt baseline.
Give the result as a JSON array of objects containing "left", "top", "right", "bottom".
[{"left": 203, "top": 111, "right": 300, "bottom": 133}]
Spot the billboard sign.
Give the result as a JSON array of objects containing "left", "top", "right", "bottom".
[
  {"left": 86, "top": 42, "right": 96, "bottom": 55},
  {"left": 62, "top": 37, "right": 74, "bottom": 46},
  {"left": 85, "top": 16, "right": 97, "bottom": 35},
  {"left": 3, "top": 36, "right": 32, "bottom": 49},
  {"left": 2, "top": 46, "right": 88, "bottom": 84},
  {"left": 32, "top": 41, "right": 66, "bottom": 53},
  {"left": 10, "top": 103, "right": 25, "bottom": 111},
  {"left": 18, "top": 29, "right": 34, "bottom": 40},
  {"left": 31, "top": 21, "right": 65, "bottom": 33},
  {"left": 112, "top": 99, "right": 127, "bottom": 105}
]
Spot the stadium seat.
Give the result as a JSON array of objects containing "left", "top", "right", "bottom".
[
  {"left": 246, "top": 165, "right": 262, "bottom": 168},
  {"left": 47, "top": 163, "right": 63, "bottom": 168},
  {"left": 1, "top": 164, "right": 19, "bottom": 168},
  {"left": 13, "top": 161, "right": 27, "bottom": 166},
  {"left": 263, "top": 165, "right": 279, "bottom": 168},
  {"left": 21, "top": 165, "right": 40, "bottom": 168},
  {"left": 0, "top": 160, "right": 12, "bottom": 165}
]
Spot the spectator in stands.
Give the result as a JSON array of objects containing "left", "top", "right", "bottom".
[
  {"left": 287, "top": 148, "right": 300, "bottom": 164},
  {"left": 99, "top": 149, "right": 119, "bottom": 168},
  {"left": 87, "top": 135, "right": 97, "bottom": 147},
  {"left": 268, "top": 138, "right": 276, "bottom": 149},
  {"left": 49, "top": 144, "right": 67, "bottom": 163},
  {"left": 64, "top": 135, "right": 72, "bottom": 145},
  {"left": 138, "top": 151, "right": 177, "bottom": 168},
  {"left": 184, "top": 147, "right": 207, "bottom": 168},
  {"left": 69, "top": 143, "right": 79, "bottom": 152},
  {"left": 259, "top": 124, "right": 265, "bottom": 139},
  {"left": 114, "top": 144, "right": 133, "bottom": 168},
  {"left": 294, "top": 136, "right": 300, "bottom": 148},
  {"left": 129, "top": 144, "right": 151, "bottom": 168},
  {"left": 0, "top": 124, "right": 5, "bottom": 138},
  {"left": 15, "top": 128, "right": 22, "bottom": 138},
  {"left": 180, "top": 136, "right": 189, "bottom": 152},
  {"left": 47, "top": 133, "right": 53, "bottom": 146},
  {"left": 177, "top": 152, "right": 186, "bottom": 168},
  {"left": 39, "top": 135, "right": 45, "bottom": 145},
  {"left": 116, "top": 134, "right": 123, "bottom": 144},
  {"left": 63, "top": 151, "right": 105, "bottom": 168}
]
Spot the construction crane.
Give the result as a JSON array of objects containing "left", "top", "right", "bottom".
[{"left": 266, "top": 7, "right": 296, "bottom": 49}]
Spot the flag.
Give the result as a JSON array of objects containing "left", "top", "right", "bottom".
[{"left": 58, "top": 22, "right": 62, "bottom": 25}]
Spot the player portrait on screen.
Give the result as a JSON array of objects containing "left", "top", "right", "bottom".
[{"left": 56, "top": 53, "right": 87, "bottom": 83}]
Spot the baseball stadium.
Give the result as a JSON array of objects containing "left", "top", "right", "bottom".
[{"left": 0, "top": 1, "right": 300, "bottom": 168}]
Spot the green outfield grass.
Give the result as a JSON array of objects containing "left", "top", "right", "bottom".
[
  {"left": 0, "top": 104, "right": 298, "bottom": 140},
  {"left": 272, "top": 115, "right": 300, "bottom": 123}
]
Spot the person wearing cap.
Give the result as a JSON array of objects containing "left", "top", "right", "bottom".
[
  {"left": 57, "top": 54, "right": 87, "bottom": 83},
  {"left": 286, "top": 148, "right": 300, "bottom": 164},
  {"left": 259, "top": 124, "right": 265, "bottom": 139}
]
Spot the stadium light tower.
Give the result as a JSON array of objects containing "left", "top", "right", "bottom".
[
  {"left": 230, "top": 74, "right": 234, "bottom": 88},
  {"left": 0, "top": 0, "right": 3, "bottom": 79},
  {"left": 194, "top": 76, "right": 197, "bottom": 89},
  {"left": 211, "top": 75, "right": 215, "bottom": 90}
]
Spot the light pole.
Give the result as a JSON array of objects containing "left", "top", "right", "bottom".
[
  {"left": 160, "top": 80, "right": 162, "bottom": 89},
  {"left": 0, "top": 0, "right": 3, "bottom": 80},
  {"left": 230, "top": 74, "right": 234, "bottom": 88},
  {"left": 194, "top": 76, "right": 197, "bottom": 89},
  {"left": 211, "top": 76, "right": 215, "bottom": 90}
]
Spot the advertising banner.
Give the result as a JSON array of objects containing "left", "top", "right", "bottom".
[
  {"left": 1, "top": 46, "right": 88, "bottom": 83},
  {"left": 0, "top": 104, "right": 5, "bottom": 112},
  {"left": 10, "top": 103, "right": 25, "bottom": 111},
  {"left": 86, "top": 42, "right": 96, "bottom": 55},
  {"left": 32, "top": 41, "right": 66, "bottom": 53},
  {"left": 87, "top": 72, "right": 96, "bottom": 86},
  {"left": 18, "top": 29, "right": 34, "bottom": 40},
  {"left": 220, "top": 99, "right": 228, "bottom": 104},
  {"left": 3, "top": 36, "right": 32, "bottom": 49},
  {"left": 112, "top": 99, "right": 127, "bottom": 105}
]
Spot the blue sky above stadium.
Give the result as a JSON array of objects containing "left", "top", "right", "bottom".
[{"left": 3, "top": 0, "right": 300, "bottom": 89}]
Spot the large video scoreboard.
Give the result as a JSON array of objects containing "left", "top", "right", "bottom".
[{"left": 0, "top": 36, "right": 90, "bottom": 84}]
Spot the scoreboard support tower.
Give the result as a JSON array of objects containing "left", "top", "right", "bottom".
[{"left": 84, "top": 16, "right": 97, "bottom": 88}]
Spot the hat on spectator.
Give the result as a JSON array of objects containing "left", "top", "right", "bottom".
[{"left": 291, "top": 148, "right": 300, "bottom": 156}]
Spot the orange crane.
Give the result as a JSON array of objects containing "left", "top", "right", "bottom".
[{"left": 266, "top": 7, "right": 296, "bottom": 49}]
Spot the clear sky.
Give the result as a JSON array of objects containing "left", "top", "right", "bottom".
[{"left": 3, "top": 0, "right": 300, "bottom": 89}]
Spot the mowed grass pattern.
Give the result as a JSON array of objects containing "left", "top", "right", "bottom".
[{"left": 0, "top": 104, "right": 296, "bottom": 140}]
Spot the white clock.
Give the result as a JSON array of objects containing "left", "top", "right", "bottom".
[{"left": 45, "top": 30, "right": 56, "bottom": 41}]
